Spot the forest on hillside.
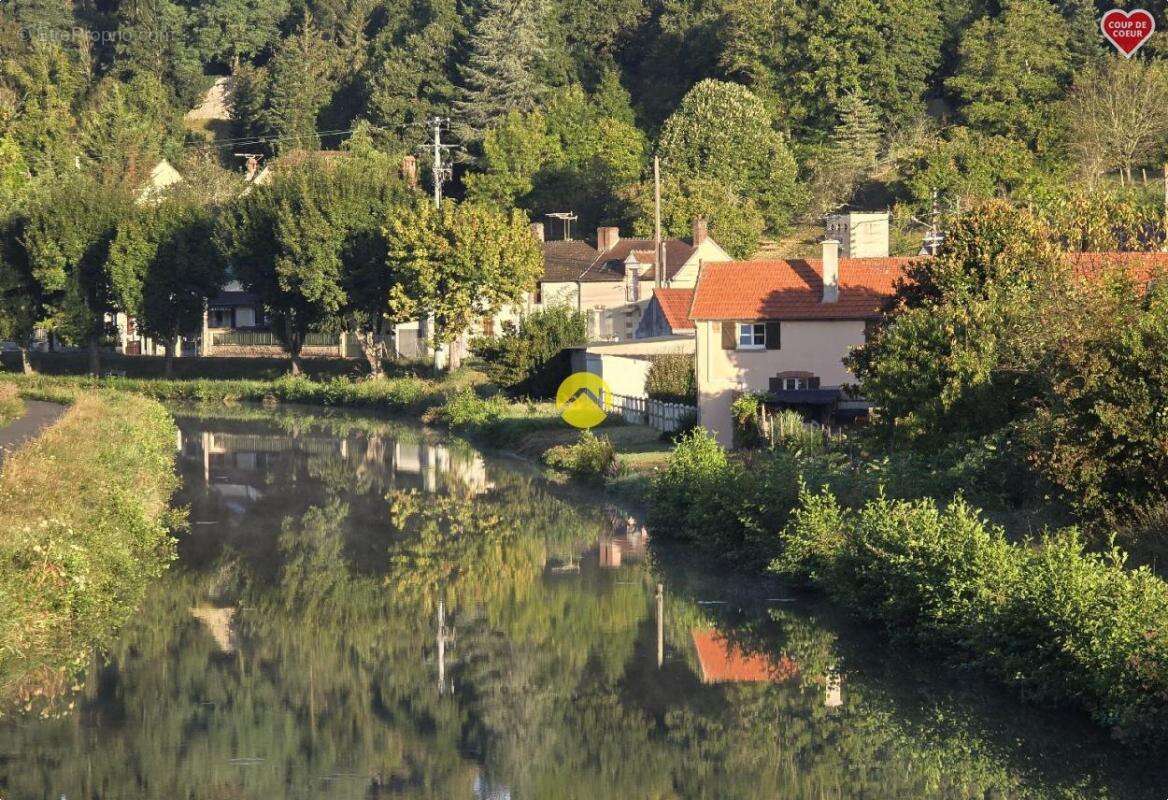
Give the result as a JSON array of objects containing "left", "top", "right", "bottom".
[{"left": 2, "top": 0, "right": 1168, "bottom": 255}]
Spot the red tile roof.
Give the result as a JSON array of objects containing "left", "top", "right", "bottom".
[
  {"left": 690, "top": 258, "right": 915, "bottom": 321},
  {"left": 652, "top": 288, "right": 695, "bottom": 332},
  {"left": 1067, "top": 251, "right": 1168, "bottom": 283},
  {"left": 691, "top": 629, "right": 800, "bottom": 683}
]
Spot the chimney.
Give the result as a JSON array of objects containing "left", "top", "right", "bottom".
[
  {"left": 401, "top": 155, "right": 418, "bottom": 188},
  {"left": 530, "top": 221, "right": 545, "bottom": 242},
  {"left": 244, "top": 155, "right": 259, "bottom": 182},
  {"left": 596, "top": 226, "right": 620, "bottom": 253},
  {"left": 821, "top": 239, "right": 839, "bottom": 303},
  {"left": 692, "top": 216, "right": 708, "bottom": 245}
]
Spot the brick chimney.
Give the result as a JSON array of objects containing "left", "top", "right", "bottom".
[
  {"left": 401, "top": 155, "right": 418, "bottom": 188},
  {"left": 821, "top": 239, "right": 839, "bottom": 303},
  {"left": 530, "top": 221, "right": 545, "bottom": 242},
  {"left": 596, "top": 226, "right": 620, "bottom": 253},
  {"left": 692, "top": 216, "right": 708, "bottom": 245}
]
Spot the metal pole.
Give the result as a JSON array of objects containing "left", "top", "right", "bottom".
[
  {"left": 656, "top": 583, "right": 664, "bottom": 668},
  {"left": 654, "top": 156, "right": 663, "bottom": 289}
]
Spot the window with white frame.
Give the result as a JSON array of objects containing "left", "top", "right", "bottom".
[
  {"left": 781, "top": 377, "right": 807, "bottom": 391},
  {"left": 737, "top": 322, "right": 766, "bottom": 348}
]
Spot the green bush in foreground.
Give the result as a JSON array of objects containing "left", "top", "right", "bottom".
[
  {"left": 0, "top": 392, "right": 181, "bottom": 697},
  {"left": 772, "top": 488, "right": 1168, "bottom": 742},
  {"left": 543, "top": 431, "right": 618, "bottom": 480}
]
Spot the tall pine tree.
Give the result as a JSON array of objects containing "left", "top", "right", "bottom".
[
  {"left": 454, "top": 0, "right": 549, "bottom": 142},
  {"left": 831, "top": 88, "right": 882, "bottom": 171}
]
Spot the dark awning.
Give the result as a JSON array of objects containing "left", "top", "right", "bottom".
[{"left": 765, "top": 389, "right": 842, "bottom": 406}]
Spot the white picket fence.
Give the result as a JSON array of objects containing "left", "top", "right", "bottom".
[{"left": 607, "top": 393, "right": 696, "bottom": 433}]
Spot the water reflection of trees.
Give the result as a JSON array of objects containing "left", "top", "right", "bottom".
[{"left": 2, "top": 411, "right": 1165, "bottom": 798}]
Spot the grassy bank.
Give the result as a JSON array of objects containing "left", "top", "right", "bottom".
[
  {"left": 652, "top": 428, "right": 1168, "bottom": 744},
  {"left": 0, "top": 370, "right": 482, "bottom": 414},
  {"left": 0, "top": 384, "right": 21, "bottom": 427},
  {"left": 0, "top": 391, "right": 182, "bottom": 703}
]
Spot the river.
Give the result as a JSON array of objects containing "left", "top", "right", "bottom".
[{"left": 0, "top": 405, "right": 1165, "bottom": 799}]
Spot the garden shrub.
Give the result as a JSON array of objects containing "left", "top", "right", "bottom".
[
  {"left": 645, "top": 354, "right": 696, "bottom": 403},
  {"left": 471, "top": 306, "right": 587, "bottom": 397},
  {"left": 543, "top": 431, "right": 618, "bottom": 480},
  {"left": 425, "top": 388, "right": 507, "bottom": 429},
  {"left": 771, "top": 487, "right": 1168, "bottom": 743}
]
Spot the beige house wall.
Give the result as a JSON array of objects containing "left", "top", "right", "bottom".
[
  {"left": 670, "top": 239, "right": 732, "bottom": 287},
  {"left": 694, "top": 318, "right": 867, "bottom": 444}
]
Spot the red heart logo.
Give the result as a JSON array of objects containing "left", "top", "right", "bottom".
[{"left": 1101, "top": 8, "right": 1156, "bottom": 57}]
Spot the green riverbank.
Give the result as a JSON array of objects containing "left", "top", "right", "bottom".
[{"left": 0, "top": 390, "right": 182, "bottom": 705}]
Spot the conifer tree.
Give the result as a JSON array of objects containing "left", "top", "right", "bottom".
[
  {"left": 831, "top": 89, "right": 882, "bottom": 171},
  {"left": 454, "top": 0, "right": 549, "bottom": 142}
]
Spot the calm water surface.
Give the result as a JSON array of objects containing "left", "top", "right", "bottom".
[{"left": 1, "top": 406, "right": 1166, "bottom": 799}]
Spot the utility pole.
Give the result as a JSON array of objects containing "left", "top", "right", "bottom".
[
  {"left": 417, "top": 117, "right": 456, "bottom": 367},
  {"left": 656, "top": 583, "right": 664, "bottom": 668},
  {"left": 1162, "top": 164, "right": 1167, "bottom": 251},
  {"left": 424, "top": 116, "right": 455, "bottom": 210},
  {"left": 654, "top": 156, "right": 663, "bottom": 288}
]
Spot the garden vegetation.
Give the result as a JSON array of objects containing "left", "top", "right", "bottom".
[{"left": 0, "top": 391, "right": 182, "bottom": 698}]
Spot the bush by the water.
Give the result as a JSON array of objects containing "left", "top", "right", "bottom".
[
  {"left": 471, "top": 306, "right": 587, "bottom": 397},
  {"left": 0, "top": 392, "right": 181, "bottom": 696},
  {"left": 425, "top": 388, "right": 508, "bottom": 429},
  {"left": 772, "top": 488, "right": 1168, "bottom": 742},
  {"left": 543, "top": 431, "right": 618, "bottom": 480},
  {"left": 645, "top": 354, "right": 696, "bottom": 403}
]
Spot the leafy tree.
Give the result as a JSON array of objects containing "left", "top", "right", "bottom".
[
  {"left": 454, "top": 0, "right": 550, "bottom": 142},
  {"left": 465, "top": 86, "right": 646, "bottom": 229},
  {"left": 191, "top": 0, "right": 292, "bottom": 70},
  {"left": 0, "top": 136, "right": 31, "bottom": 212},
  {"left": 1065, "top": 57, "right": 1168, "bottom": 184},
  {"left": 0, "top": 210, "right": 42, "bottom": 373},
  {"left": 108, "top": 200, "right": 225, "bottom": 375},
  {"left": 470, "top": 304, "right": 586, "bottom": 396},
  {"left": 626, "top": 174, "right": 764, "bottom": 259},
  {"left": 947, "top": 0, "right": 1075, "bottom": 145},
  {"left": 21, "top": 175, "right": 134, "bottom": 374},
  {"left": 385, "top": 199, "right": 542, "bottom": 369},
  {"left": 849, "top": 202, "right": 1064, "bottom": 444},
  {"left": 113, "top": 0, "right": 206, "bottom": 108},
  {"left": 899, "top": 126, "right": 1052, "bottom": 214},
  {"left": 1028, "top": 268, "right": 1168, "bottom": 517},
  {"left": 657, "top": 80, "right": 803, "bottom": 232}
]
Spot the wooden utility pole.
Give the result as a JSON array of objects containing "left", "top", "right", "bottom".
[
  {"left": 654, "top": 156, "right": 663, "bottom": 288},
  {"left": 656, "top": 583, "right": 664, "bottom": 668}
]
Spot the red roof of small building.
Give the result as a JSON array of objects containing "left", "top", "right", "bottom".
[
  {"left": 690, "top": 258, "right": 915, "bottom": 321},
  {"left": 691, "top": 629, "right": 799, "bottom": 683},
  {"left": 653, "top": 288, "right": 695, "bottom": 332},
  {"left": 1067, "top": 251, "right": 1168, "bottom": 283}
]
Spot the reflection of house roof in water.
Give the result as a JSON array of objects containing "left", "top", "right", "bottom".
[{"left": 691, "top": 629, "right": 799, "bottom": 683}]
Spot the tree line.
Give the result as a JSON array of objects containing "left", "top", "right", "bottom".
[
  {"left": 5, "top": 0, "right": 1168, "bottom": 263},
  {"left": 0, "top": 140, "right": 542, "bottom": 376}
]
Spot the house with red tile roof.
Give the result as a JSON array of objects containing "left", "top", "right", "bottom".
[
  {"left": 534, "top": 219, "right": 731, "bottom": 341},
  {"left": 636, "top": 287, "right": 696, "bottom": 338},
  {"left": 691, "top": 240, "right": 916, "bottom": 443}
]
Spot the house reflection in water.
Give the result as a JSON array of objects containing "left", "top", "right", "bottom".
[
  {"left": 691, "top": 629, "right": 800, "bottom": 684},
  {"left": 175, "top": 424, "right": 493, "bottom": 512},
  {"left": 597, "top": 507, "right": 649, "bottom": 568}
]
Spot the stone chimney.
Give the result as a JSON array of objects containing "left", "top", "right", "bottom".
[
  {"left": 401, "top": 155, "right": 418, "bottom": 188},
  {"left": 596, "top": 226, "right": 620, "bottom": 253},
  {"left": 692, "top": 217, "right": 708, "bottom": 245},
  {"left": 530, "top": 221, "right": 545, "bottom": 242},
  {"left": 821, "top": 239, "right": 840, "bottom": 303}
]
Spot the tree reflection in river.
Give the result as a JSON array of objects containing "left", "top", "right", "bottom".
[{"left": 0, "top": 407, "right": 1166, "bottom": 799}]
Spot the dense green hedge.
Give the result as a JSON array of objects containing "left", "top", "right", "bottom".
[
  {"left": 0, "top": 392, "right": 182, "bottom": 697},
  {"left": 651, "top": 429, "right": 1168, "bottom": 743},
  {"left": 773, "top": 489, "right": 1168, "bottom": 743}
]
